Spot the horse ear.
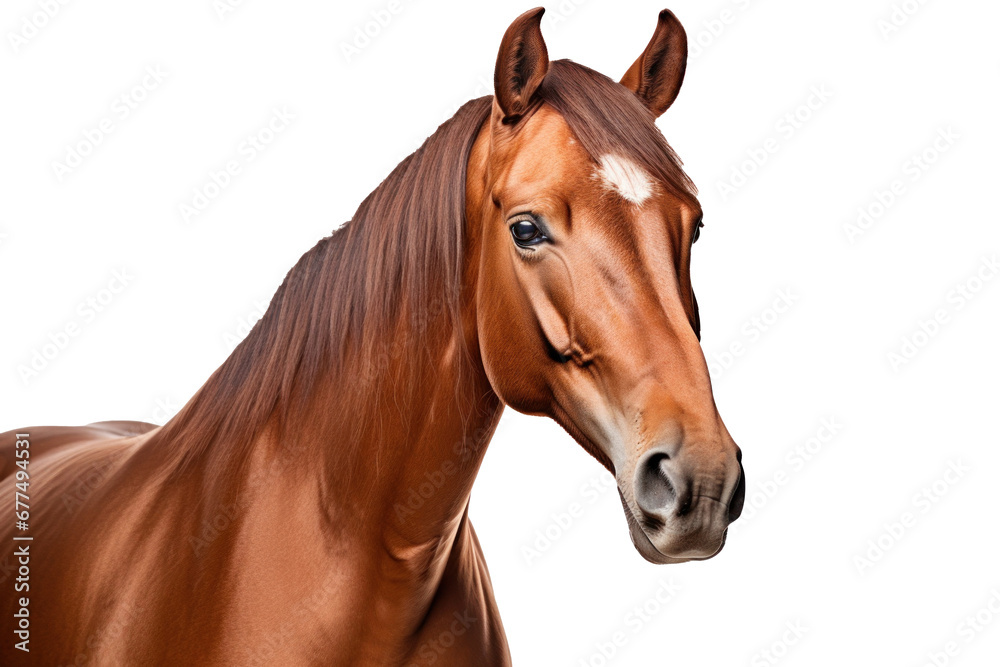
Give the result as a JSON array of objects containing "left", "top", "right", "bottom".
[
  {"left": 620, "top": 9, "right": 688, "bottom": 118},
  {"left": 494, "top": 7, "right": 549, "bottom": 123}
]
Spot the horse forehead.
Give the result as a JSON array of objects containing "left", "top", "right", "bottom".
[
  {"left": 593, "top": 154, "right": 654, "bottom": 206},
  {"left": 501, "top": 108, "right": 657, "bottom": 206},
  {"left": 500, "top": 106, "right": 587, "bottom": 179},
  {"left": 518, "top": 104, "right": 578, "bottom": 148}
]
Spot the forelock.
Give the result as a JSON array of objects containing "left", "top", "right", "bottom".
[{"left": 535, "top": 59, "right": 697, "bottom": 206}]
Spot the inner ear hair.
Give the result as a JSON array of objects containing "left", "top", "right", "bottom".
[
  {"left": 620, "top": 9, "right": 688, "bottom": 118},
  {"left": 494, "top": 7, "right": 550, "bottom": 122}
]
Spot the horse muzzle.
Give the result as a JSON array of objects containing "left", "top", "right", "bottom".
[{"left": 619, "top": 445, "right": 745, "bottom": 563}]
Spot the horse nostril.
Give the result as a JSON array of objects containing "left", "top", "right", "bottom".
[
  {"left": 641, "top": 453, "right": 675, "bottom": 506},
  {"left": 634, "top": 448, "right": 690, "bottom": 526}
]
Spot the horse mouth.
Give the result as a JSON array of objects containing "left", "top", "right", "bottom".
[{"left": 618, "top": 488, "right": 729, "bottom": 564}]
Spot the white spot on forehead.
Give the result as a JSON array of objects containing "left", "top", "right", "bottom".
[{"left": 594, "top": 154, "right": 653, "bottom": 205}]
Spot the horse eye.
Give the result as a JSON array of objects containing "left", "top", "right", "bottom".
[
  {"left": 510, "top": 219, "right": 545, "bottom": 247},
  {"left": 692, "top": 220, "right": 704, "bottom": 244}
]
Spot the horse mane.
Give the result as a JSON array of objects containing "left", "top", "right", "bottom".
[
  {"left": 153, "top": 96, "right": 493, "bottom": 472},
  {"left": 151, "top": 59, "right": 695, "bottom": 473}
]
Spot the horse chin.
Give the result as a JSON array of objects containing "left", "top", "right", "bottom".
[
  {"left": 629, "top": 524, "right": 694, "bottom": 564},
  {"left": 627, "top": 521, "right": 728, "bottom": 564}
]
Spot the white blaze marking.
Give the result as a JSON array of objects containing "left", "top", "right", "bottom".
[{"left": 595, "top": 154, "right": 653, "bottom": 205}]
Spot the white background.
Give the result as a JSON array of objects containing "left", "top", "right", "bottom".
[{"left": 2, "top": 1, "right": 999, "bottom": 665}]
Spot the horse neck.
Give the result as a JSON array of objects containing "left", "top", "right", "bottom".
[
  {"left": 314, "top": 321, "right": 503, "bottom": 547},
  {"left": 150, "top": 107, "right": 504, "bottom": 637},
  {"left": 287, "top": 115, "right": 503, "bottom": 611},
  {"left": 308, "top": 112, "right": 503, "bottom": 553},
  {"left": 269, "top": 222, "right": 503, "bottom": 635}
]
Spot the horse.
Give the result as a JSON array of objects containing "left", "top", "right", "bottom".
[{"left": 1, "top": 8, "right": 745, "bottom": 665}]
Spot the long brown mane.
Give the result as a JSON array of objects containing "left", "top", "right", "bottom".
[
  {"left": 152, "top": 59, "right": 696, "bottom": 472},
  {"left": 155, "top": 96, "right": 492, "bottom": 472}
]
